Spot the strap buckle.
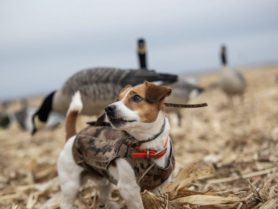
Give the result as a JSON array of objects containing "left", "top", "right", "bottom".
[
  {"left": 153, "top": 147, "right": 167, "bottom": 159},
  {"left": 147, "top": 150, "right": 150, "bottom": 159}
]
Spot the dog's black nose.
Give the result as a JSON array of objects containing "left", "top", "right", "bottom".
[{"left": 105, "top": 105, "right": 116, "bottom": 113}]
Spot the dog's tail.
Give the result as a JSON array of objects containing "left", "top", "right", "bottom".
[{"left": 65, "top": 91, "right": 83, "bottom": 142}]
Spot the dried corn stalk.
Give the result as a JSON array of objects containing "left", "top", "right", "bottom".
[{"left": 142, "top": 165, "right": 241, "bottom": 209}]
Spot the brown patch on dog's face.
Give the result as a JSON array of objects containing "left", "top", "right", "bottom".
[
  {"left": 120, "top": 82, "right": 172, "bottom": 123},
  {"left": 118, "top": 85, "right": 133, "bottom": 101}
]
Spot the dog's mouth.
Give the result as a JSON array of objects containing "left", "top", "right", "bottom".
[
  {"left": 109, "top": 117, "right": 136, "bottom": 123},
  {"left": 107, "top": 116, "right": 136, "bottom": 127}
]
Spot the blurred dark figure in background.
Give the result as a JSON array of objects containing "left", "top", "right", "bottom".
[
  {"left": 0, "top": 101, "right": 12, "bottom": 129},
  {"left": 221, "top": 46, "right": 227, "bottom": 66},
  {"left": 137, "top": 39, "right": 147, "bottom": 70}
]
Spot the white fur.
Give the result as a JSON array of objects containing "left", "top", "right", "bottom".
[
  {"left": 58, "top": 87, "right": 173, "bottom": 209},
  {"left": 114, "top": 158, "right": 144, "bottom": 209},
  {"left": 57, "top": 137, "right": 84, "bottom": 209},
  {"left": 67, "top": 91, "right": 83, "bottom": 114}
]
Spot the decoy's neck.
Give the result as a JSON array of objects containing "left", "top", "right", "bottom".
[
  {"left": 36, "top": 91, "right": 56, "bottom": 122},
  {"left": 221, "top": 46, "right": 227, "bottom": 66},
  {"left": 137, "top": 39, "right": 147, "bottom": 69},
  {"left": 32, "top": 91, "right": 56, "bottom": 135}
]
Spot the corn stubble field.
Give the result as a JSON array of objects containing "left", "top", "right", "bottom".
[{"left": 0, "top": 65, "right": 278, "bottom": 209}]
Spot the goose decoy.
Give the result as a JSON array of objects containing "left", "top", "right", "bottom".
[
  {"left": 219, "top": 45, "right": 246, "bottom": 104},
  {"left": 0, "top": 106, "right": 64, "bottom": 131},
  {"left": 137, "top": 39, "right": 205, "bottom": 126},
  {"left": 32, "top": 67, "right": 177, "bottom": 134}
]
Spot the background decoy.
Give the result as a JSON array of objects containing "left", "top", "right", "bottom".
[
  {"left": 32, "top": 67, "right": 177, "bottom": 134},
  {"left": 219, "top": 45, "right": 246, "bottom": 104},
  {"left": 137, "top": 39, "right": 205, "bottom": 126},
  {"left": 0, "top": 101, "right": 64, "bottom": 131},
  {"left": 15, "top": 107, "right": 65, "bottom": 131}
]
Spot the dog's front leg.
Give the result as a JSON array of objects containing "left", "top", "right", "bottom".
[{"left": 115, "top": 158, "right": 144, "bottom": 209}]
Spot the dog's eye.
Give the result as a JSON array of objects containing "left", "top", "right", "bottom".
[
  {"left": 132, "top": 95, "right": 142, "bottom": 103},
  {"left": 115, "top": 98, "right": 119, "bottom": 102}
]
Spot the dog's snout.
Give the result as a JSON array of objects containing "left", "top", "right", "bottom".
[{"left": 105, "top": 105, "right": 116, "bottom": 113}]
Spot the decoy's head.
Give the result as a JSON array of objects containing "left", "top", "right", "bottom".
[
  {"left": 32, "top": 112, "right": 46, "bottom": 135},
  {"left": 31, "top": 91, "right": 56, "bottom": 135}
]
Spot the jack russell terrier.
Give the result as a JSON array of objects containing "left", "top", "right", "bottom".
[{"left": 57, "top": 81, "right": 174, "bottom": 209}]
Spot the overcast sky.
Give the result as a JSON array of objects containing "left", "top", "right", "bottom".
[{"left": 1, "top": 0, "right": 278, "bottom": 100}]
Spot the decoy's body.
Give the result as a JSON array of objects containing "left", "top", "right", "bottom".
[
  {"left": 219, "top": 46, "right": 246, "bottom": 103},
  {"left": 32, "top": 67, "right": 177, "bottom": 134}
]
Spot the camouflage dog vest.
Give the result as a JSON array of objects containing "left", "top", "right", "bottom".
[{"left": 72, "top": 125, "right": 175, "bottom": 191}]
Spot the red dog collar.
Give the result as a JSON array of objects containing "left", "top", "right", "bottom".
[{"left": 132, "top": 135, "right": 169, "bottom": 159}]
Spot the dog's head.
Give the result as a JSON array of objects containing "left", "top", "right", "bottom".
[{"left": 105, "top": 81, "right": 171, "bottom": 130}]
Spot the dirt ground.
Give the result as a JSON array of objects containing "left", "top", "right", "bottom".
[{"left": 0, "top": 65, "right": 278, "bottom": 208}]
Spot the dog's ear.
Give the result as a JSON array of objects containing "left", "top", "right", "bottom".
[{"left": 145, "top": 81, "right": 172, "bottom": 103}]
